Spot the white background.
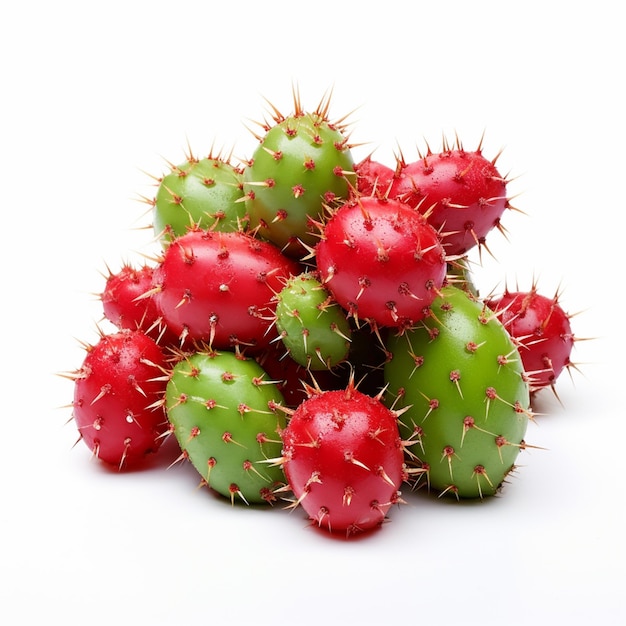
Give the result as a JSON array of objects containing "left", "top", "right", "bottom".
[{"left": 2, "top": 2, "right": 623, "bottom": 625}]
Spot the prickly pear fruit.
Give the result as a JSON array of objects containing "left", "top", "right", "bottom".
[
  {"left": 353, "top": 154, "right": 394, "bottom": 197},
  {"left": 100, "top": 261, "right": 174, "bottom": 343},
  {"left": 152, "top": 228, "right": 300, "bottom": 350},
  {"left": 315, "top": 196, "right": 447, "bottom": 329},
  {"left": 70, "top": 329, "right": 169, "bottom": 469},
  {"left": 280, "top": 379, "right": 406, "bottom": 535},
  {"left": 389, "top": 141, "right": 510, "bottom": 256},
  {"left": 165, "top": 349, "right": 287, "bottom": 504},
  {"left": 486, "top": 286, "right": 575, "bottom": 393},
  {"left": 152, "top": 151, "right": 247, "bottom": 246},
  {"left": 384, "top": 285, "right": 532, "bottom": 499},
  {"left": 274, "top": 272, "right": 352, "bottom": 370},
  {"left": 243, "top": 93, "right": 356, "bottom": 257}
]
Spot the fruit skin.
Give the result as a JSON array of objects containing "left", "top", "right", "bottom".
[
  {"left": 165, "top": 349, "right": 287, "bottom": 504},
  {"left": 389, "top": 144, "right": 509, "bottom": 256},
  {"left": 486, "top": 287, "right": 574, "bottom": 393},
  {"left": 353, "top": 155, "right": 394, "bottom": 197},
  {"left": 280, "top": 380, "right": 406, "bottom": 535},
  {"left": 243, "top": 96, "right": 356, "bottom": 258},
  {"left": 152, "top": 228, "right": 300, "bottom": 351},
  {"left": 71, "top": 329, "right": 169, "bottom": 469},
  {"left": 383, "top": 285, "right": 532, "bottom": 499},
  {"left": 315, "top": 196, "right": 447, "bottom": 329},
  {"left": 274, "top": 271, "right": 352, "bottom": 370},
  {"left": 101, "top": 263, "right": 158, "bottom": 332},
  {"left": 152, "top": 152, "right": 247, "bottom": 246},
  {"left": 100, "top": 261, "right": 178, "bottom": 344}
]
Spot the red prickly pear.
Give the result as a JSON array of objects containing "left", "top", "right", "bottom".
[
  {"left": 353, "top": 155, "right": 395, "bottom": 197},
  {"left": 152, "top": 228, "right": 299, "bottom": 351},
  {"left": 389, "top": 141, "right": 511, "bottom": 256},
  {"left": 486, "top": 286, "right": 576, "bottom": 393},
  {"left": 315, "top": 196, "right": 447, "bottom": 329},
  {"left": 70, "top": 329, "right": 169, "bottom": 469},
  {"left": 280, "top": 379, "right": 406, "bottom": 536},
  {"left": 100, "top": 262, "right": 177, "bottom": 344}
]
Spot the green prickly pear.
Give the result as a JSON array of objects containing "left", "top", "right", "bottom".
[
  {"left": 165, "top": 349, "right": 287, "bottom": 505},
  {"left": 274, "top": 272, "right": 352, "bottom": 370},
  {"left": 152, "top": 150, "right": 247, "bottom": 246},
  {"left": 243, "top": 91, "right": 356, "bottom": 258},
  {"left": 383, "top": 285, "right": 533, "bottom": 499}
]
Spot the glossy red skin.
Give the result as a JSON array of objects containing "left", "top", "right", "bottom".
[
  {"left": 389, "top": 149, "right": 507, "bottom": 256},
  {"left": 72, "top": 330, "right": 169, "bottom": 468},
  {"left": 353, "top": 155, "right": 395, "bottom": 197},
  {"left": 487, "top": 290, "right": 574, "bottom": 391},
  {"left": 281, "top": 387, "right": 405, "bottom": 535},
  {"left": 153, "top": 229, "right": 299, "bottom": 350},
  {"left": 101, "top": 263, "right": 177, "bottom": 344},
  {"left": 315, "top": 197, "right": 446, "bottom": 328}
]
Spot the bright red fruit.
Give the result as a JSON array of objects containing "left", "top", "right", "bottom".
[
  {"left": 315, "top": 196, "right": 446, "bottom": 329},
  {"left": 389, "top": 146, "right": 509, "bottom": 256},
  {"left": 72, "top": 329, "right": 169, "bottom": 468},
  {"left": 487, "top": 288, "right": 575, "bottom": 392},
  {"left": 152, "top": 229, "right": 300, "bottom": 350},
  {"left": 280, "top": 382, "right": 406, "bottom": 535}
]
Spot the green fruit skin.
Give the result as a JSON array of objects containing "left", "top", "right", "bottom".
[
  {"left": 243, "top": 112, "right": 355, "bottom": 255},
  {"left": 166, "top": 350, "right": 287, "bottom": 504},
  {"left": 383, "top": 286, "right": 531, "bottom": 498},
  {"left": 275, "top": 273, "right": 352, "bottom": 370},
  {"left": 154, "top": 158, "right": 246, "bottom": 245}
]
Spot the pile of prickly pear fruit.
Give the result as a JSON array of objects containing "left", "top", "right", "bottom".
[{"left": 64, "top": 89, "right": 579, "bottom": 537}]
